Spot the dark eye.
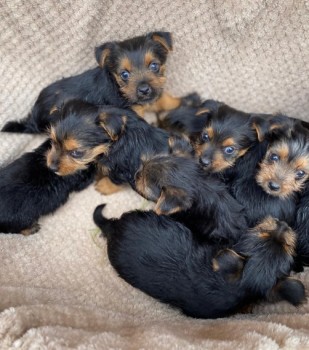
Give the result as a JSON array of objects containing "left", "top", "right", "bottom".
[
  {"left": 224, "top": 146, "right": 235, "bottom": 155},
  {"left": 69, "top": 150, "right": 85, "bottom": 159},
  {"left": 295, "top": 170, "right": 306, "bottom": 179},
  {"left": 120, "top": 70, "right": 130, "bottom": 81},
  {"left": 269, "top": 153, "right": 280, "bottom": 162},
  {"left": 202, "top": 132, "right": 209, "bottom": 142},
  {"left": 149, "top": 62, "right": 160, "bottom": 73}
]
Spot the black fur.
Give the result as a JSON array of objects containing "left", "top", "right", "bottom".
[
  {"left": 136, "top": 154, "right": 247, "bottom": 244},
  {"left": 295, "top": 181, "right": 309, "bottom": 265}
]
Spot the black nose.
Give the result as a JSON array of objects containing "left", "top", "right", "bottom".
[
  {"left": 268, "top": 181, "right": 280, "bottom": 191},
  {"left": 199, "top": 157, "right": 211, "bottom": 167},
  {"left": 48, "top": 160, "right": 59, "bottom": 172},
  {"left": 137, "top": 83, "right": 152, "bottom": 97}
]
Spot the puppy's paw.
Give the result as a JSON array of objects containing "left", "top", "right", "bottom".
[{"left": 95, "top": 177, "right": 124, "bottom": 195}]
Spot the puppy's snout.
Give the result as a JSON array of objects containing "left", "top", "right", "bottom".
[
  {"left": 48, "top": 158, "right": 59, "bottom": 172},
  {"left": 268, "top": 181, "right": 281, "bottom": 192},
  {"left": 199, "top": 156, "right": 211, "bottom": 167},
  {"left": 137, "top": 83, "right": 152, "bottom": 97}
]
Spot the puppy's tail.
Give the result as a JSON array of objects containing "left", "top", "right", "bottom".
[{"left": 93, "top": 204, "right": 115, "bottom": 238}]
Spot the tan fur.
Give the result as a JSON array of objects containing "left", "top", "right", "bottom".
[{"left": 95, "top": 177, "right": 125, "bottom": 195}]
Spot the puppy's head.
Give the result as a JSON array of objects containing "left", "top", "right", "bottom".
[
  {"left": 194, "top": 100, "right": 270, "bottom": 173},
  {"left": 95, "top": 32, "right": 172, "bottom": 105},
  {"left": 256, "top": 116, "right": 309, "bottom": 198},
  {"left": 46, "top": 101, "right": 127, "bottom": 176}
]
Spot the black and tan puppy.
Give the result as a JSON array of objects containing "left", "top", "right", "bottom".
[
  {"left": 229, "top": 115, "right": 309, "bottom": 227},
  {"left": 0, "top": 139, "right": 95, "bottom": 235},
  {"left": 93, "top": 205, "right": 305, "bottom": 319},
  {"left": 135, "top": 150, "right": 247, "bottom": 244},
  {"left": 2, "top": 32, "right": 198, "bottom": 134}
]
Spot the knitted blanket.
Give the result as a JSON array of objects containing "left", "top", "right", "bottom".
[{"left": 0, "top": 1, "right": 308, "bottom": 348}]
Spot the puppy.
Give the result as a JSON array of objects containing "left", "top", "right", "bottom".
[
  {"left": 135, "top": 150, "right": 247, "bottom": 244},
  {"left": 0, "top": 139, "right": 95, "bottom": 234},
  {"left": 2, "top": 32, "right": 198, "bottom": 134},
  {"left": 93, "top": 205, "right": 305, "bottom": 319},
  {"left": 230, "top": 115, "right": 309, "bottom": 227}
]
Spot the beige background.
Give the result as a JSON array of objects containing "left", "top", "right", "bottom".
[{"left": 0, "top": 1, "right": 309, "bottom": 348}]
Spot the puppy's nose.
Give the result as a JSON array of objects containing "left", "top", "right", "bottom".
[
  {"left": 137, "top": 83, "right": 152, "bottom": 97},
  {"left": 268, "top": 181, "right": 280, "bottom": 191},
  {"left": 48, "top": 160, "right": 59, "bottom": 173},
  {"left": 199, "top": 156, "right": 211, "bottom": 167}
]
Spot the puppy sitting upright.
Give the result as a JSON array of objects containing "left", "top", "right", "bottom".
[
  {"left": 229, "top": 115, "right": 309, "bottom": 227},
  {"left": 2, "top": 32, "right": 197, "bottom": 133}
]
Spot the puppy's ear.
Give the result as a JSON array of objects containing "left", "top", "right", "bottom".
[
  {"left": 98, "top": 112, "right": 127, "bottom": 141},
  {"left": 154, "top": 186, "right": 192, "bottom": 215},
  {"left": 250, "top": 114, "right": 270, "bottom": 142},
  {"left": 150, "top": 32, "right": 173, "bottom": 52},
  {"left": 212, "top": 249, "right": 245, "bottom": 282},
  {"left": 95, "top": 42, "right": 117, "bottom": 68},
  {"left": 168, "top": 134, "right": 193, "bottom": 156},
  {"left": 197, "top": 100, "right": 224, "bottom": 116}
]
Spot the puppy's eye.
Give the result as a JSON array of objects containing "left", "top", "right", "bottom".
[
  {"left": 69, "top": 150, "right": 85, "bottom": 159},
  {"left": 149, "top": 62, "right": 160, "bottom": 73},
  {"left": 224, "top": 146, "right": 235, "bottom": 155},
  {"left": 120, "top": 70, "right": 130, "bottom": 81},
  {"left": 201, "top": 132, "right": 209, "bottom": 142},
  {"left": 295, "top": 170, "right": 306, "bottom": 179},
  {"left": 269, "top": 153, "right": 280, "bottom": 162}
]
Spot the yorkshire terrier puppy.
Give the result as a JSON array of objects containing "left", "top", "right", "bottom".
[
  {"left": 2, "top": 32, "right": 198, "bottom": 134},
  {"left": 0, "top": 139, "right": 95, "bottom": 234},
  {"left": 229, "top": 115, "right": 309, "bottom": 227},
  {"left": 93, "top": 205, "right": 305, "bottom": 319},
  {"left": 135, "top": 148, "right": 247, "bottom": 244}
]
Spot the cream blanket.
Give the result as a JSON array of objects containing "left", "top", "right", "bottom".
[{"left": 0, "top": 1, "right": 309, "bottom": 348}]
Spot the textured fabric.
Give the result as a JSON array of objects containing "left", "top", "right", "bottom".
[{"left": 0, "top": 0, "right": 309, "bottom": 348}]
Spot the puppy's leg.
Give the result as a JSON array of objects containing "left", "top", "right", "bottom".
[{"left": 20, "top": 222, "right": 41, "bottom": 236}]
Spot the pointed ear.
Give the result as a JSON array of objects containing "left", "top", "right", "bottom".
[
  {"left": 95, "top": 42, "right": 116, "bottom": 68},
  {"left": 212, "top": 249, "right": 245, "bottom": 282},
  {"left": 168, "top": 135, "right": 193, "bottom": 156},
  {"left": 150, "top": 31, "right": 173, "bottom": 52},
  {"left": 199, "top": 100, "right": 224, "bottom": 114},
  {"left": 250, "top": 114, "right": 270, "bottom": 142},
  {"left": 154, "top": 186, "right": 192, "bottom": 215},
  {"left": 98, "top": 112, "right": 127, "bottom": 141}
]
